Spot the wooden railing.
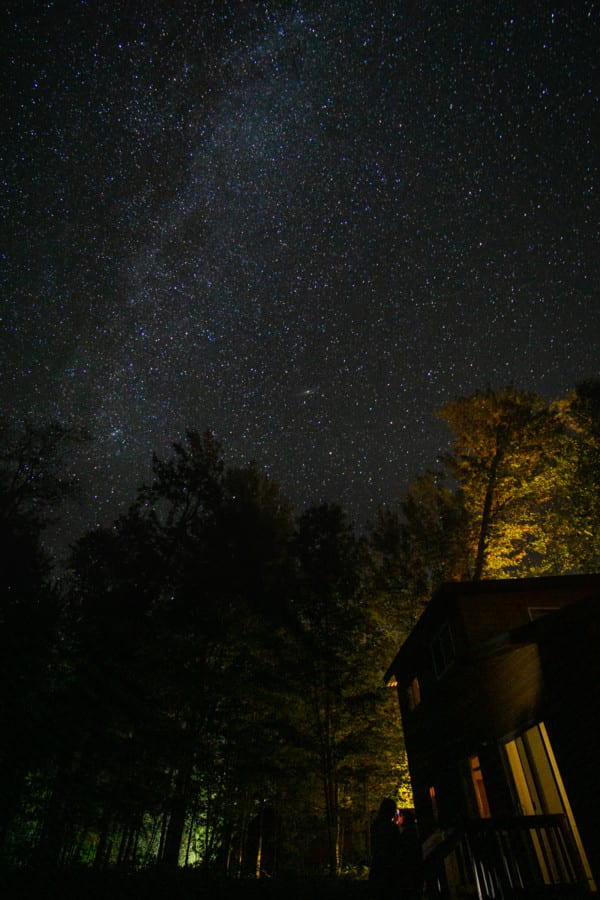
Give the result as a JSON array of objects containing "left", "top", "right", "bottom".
[{"left": 424, "top": 814, "right": 593, "bottom": 898}]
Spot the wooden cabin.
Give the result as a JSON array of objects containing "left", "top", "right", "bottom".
[{"left": 385, "top": 573, "right": 600, "bottom": 897}]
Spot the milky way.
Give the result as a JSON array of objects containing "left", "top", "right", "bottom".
[{"left": 2, "top": 2, "right": 598, "bottom": 545}]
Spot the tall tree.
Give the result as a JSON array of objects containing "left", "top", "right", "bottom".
[
  {"left": 123, "top": 432, "right": 294, "bottom": 870},
  {"left": 284, "top": 504, "right": 406, "bottom": 875},
  {"left": 58, "top": 511, "right": 169, "bottom": 870},
  {"left": 549, "top": 379, "right": 600, "bottom": 572},
  {"left": 290, "top": 505, "right": 361, "bottom": 874},
  {"left": 0, "top": 420, "right": 86, "bottom": 864},
  {"left": 438, "top": 387, "right": 563, "bottom": 579},
  {"left": 370, "top": 471, "right": 469, "bottom": 632}
]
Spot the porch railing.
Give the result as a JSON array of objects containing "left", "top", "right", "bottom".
[{"left": 424, "top": 814, "right": 593, "bottom": 898}]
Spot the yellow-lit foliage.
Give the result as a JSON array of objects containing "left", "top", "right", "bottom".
[{"left": 438, "top": 387, "right": 566, "bottom": 578}]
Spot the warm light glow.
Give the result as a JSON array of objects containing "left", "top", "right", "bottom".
[
  {"left": 504, "top": 723, "right": 597, "bottom": 892},
  {"left": 469, "top": 754, "right": 491, "bottom": 818},
  {"left": 406, "top": 676, "right": 421, "bottom": 711},
  {"left": 429, "top": 785, "right": 439, "bottom": 822}
]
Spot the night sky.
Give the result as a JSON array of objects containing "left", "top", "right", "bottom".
[{"left": 2, "top": 1, "right": 598, "bottom": 546}]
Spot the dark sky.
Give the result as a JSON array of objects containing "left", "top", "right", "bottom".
[{"left": 2, "top": 1, "right": 598, "bottom": 542}]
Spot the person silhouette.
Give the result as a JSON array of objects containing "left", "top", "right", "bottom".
[
  {"left": 396, "top": 808, "right": 424, "bottom": 899},
  {"left": 369, "top": 798, "right": 403, "bottom": 899}
]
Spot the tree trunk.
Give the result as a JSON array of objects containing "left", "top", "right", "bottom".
[
  {"left": 162, "top": 767, "right": 191, "bottom": 867},
  {"left": 93, "top": 807, "right": 113, "bottom": 869},
  {"left": 474, "top": 445, "right": 503, "bottom": 580},
  {"left": 157, "top": 809, "right": 169, "bottom": 863},
  {"left": 255, "top": 805, "right": 264, "bottom": 879},
  {"left": 321, "top": 699, "right": 339, "bottom": 876}
]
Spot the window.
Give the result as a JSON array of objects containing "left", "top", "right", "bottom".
[
  {"left": 504, "top": 723, "right": 596, "bottom": 890},
  {"left": 431, "top": 622, "right": 455, "bottom": 678},
  {"left": 469, "top": 754, "right": 491, "bottom": 818},
  {"left": 406, "top": 676, "right": 421, "bottom": 711},
  {"left": 429, "top": 785, "right": 439, "bottom": 823}
]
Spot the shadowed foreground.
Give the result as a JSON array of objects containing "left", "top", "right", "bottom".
[{"left": 0, "top": 869, "right": 373, "bottom": 900}]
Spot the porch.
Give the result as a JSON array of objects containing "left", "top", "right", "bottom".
[{"left": 424, "top": 814, "right": 596, "bottom": 898}]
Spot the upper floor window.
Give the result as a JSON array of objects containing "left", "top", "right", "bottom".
[
  {"left": 406, "top": 676, "right": 421, "bottom": 711},
  {"left": 431, "top": 622, "right": 455, "bottom": 679}
]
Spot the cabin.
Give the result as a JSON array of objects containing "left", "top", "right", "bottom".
[{"left": 385, "top": 573, "right": 600, "bottom": 897}]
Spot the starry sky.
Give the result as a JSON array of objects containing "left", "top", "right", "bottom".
[{"left": 2, "top": 1, "right": 598, "bottom": 546}]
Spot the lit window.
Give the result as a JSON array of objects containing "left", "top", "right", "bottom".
[
  {"left": 469, "top": 754, "right": 491, "bottom": 818},
  {"left": 406, "top": 676, "right": 421, "bottom": 711},
  {"left": 431, "top": 622, "right": 455, "bottom": 678},
  {"left": 429, "top": 785, "right": 439, "bottom": 822}
]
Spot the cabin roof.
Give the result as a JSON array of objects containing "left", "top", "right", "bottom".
[{"left": 384, "top": 573, "right": 600, "bottom": 686}]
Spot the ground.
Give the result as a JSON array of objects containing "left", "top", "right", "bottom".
[{"left": 0, "top": 869, "right": 373, "bottom": 900}]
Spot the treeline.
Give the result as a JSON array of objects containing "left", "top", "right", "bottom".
[
  {"left": 0, "top": 428, "right": 406, "bottom": 877},
  {"left": 0, "top": 382, "right": 598, "bottom": 878}
]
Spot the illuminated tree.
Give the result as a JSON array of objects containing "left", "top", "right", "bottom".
[
  {"left": 283, "top": 504, "right": 409, "bottom": 875},
  {"left": 281, "top": 504, "right": 359, "bottom": 874},
  {"left": 438, "top": 387, "right": 563, "bottom": 579}
]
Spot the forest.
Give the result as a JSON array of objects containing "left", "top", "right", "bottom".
[{"left": 1, "top": 382, "right": 598, "bottom": 895}]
